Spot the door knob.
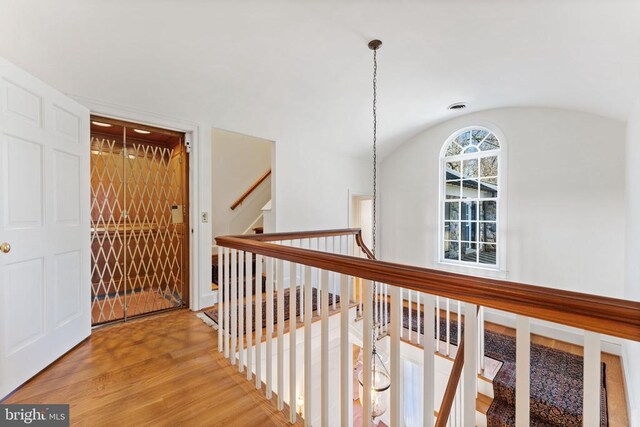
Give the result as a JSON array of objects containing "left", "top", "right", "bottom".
[{"left": 0, "top": 242, "right": 10, "bottom": 254}]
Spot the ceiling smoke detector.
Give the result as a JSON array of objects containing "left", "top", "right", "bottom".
[{"left": 448, "top": 102, "right": 467, "bottom": 111}]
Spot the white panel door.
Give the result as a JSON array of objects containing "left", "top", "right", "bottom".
[{"left": 0, "top": 56, "right": 91, "bottom": 398}]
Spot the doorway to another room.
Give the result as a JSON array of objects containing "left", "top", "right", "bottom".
[
  {"left": 90, "top": 116, "right": 190, "bottom": 326},
  {"left": 350, "top": 194, "right": 373, "bottom": 249}
]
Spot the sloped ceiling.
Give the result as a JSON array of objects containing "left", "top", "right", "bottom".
[{"left": 1, "top": 0, "right": 638, "bottom": 158}]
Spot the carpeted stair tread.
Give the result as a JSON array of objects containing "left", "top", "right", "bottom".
[
  {"left": 386, "top": 305, "right": 608, "bottom": 426},
  {"left": 487, "top": 398, "right": 559, "bottom": 427},
  {"left": 207, "top": 287, "right": 340, "bottom": 332}
]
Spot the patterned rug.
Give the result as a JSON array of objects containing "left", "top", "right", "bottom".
[
  {"left": 398, "top": 306, "right": 608, "bottom": 427},
  {"left": 205, "top": 287, "right": 340, "bottom": 332}
]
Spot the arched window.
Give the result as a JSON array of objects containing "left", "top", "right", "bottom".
[{"left": 440, "top": 127, "right": 501, "bottom": 268}]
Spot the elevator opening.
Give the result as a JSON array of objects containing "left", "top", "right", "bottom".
[{"left": 90, "top": 116, "right": 190, "bottom": 326}]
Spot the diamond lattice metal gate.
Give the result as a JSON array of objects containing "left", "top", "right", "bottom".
[{"left": 90, "top": 119, "right": 188, "bottom": 326}]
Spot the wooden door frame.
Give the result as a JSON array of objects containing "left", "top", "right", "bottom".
[{"left": 71, "top": 96, "right": 204, "bottom": 313}]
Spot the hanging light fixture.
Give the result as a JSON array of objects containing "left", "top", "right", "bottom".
[{"left": 357, "top": 38, "right": 391, "bottom": 421}]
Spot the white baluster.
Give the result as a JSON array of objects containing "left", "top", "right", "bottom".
[
  {"left": 318, "top": 238, "right": 325, "bottom": 317},
  {"left": 299, "top": 240, "right": 305, "bottom": 323},
  {"left": 340, "top": 273, "right": 353, "bottom": 427},
  {"left": 224, "top": 247, "right": 230, "bottom": 359},
  {"left": 304, "top": 265, "right": 312, "bottom": 427},
  {"left": 583, "top": 332, "right": 601, "bottom": 427},
  {"left": 362, "top": 279, "right": 373, "bottom": 423},
  {"left": 217, "top": 246, "right": 223, "bottom": 353},
  {"left": 320, "top": 269, "right": 329, "bottom": 427},
  {"left": 238, "top": 251, "right": 244, "bottom": 372},
  {"left": 266, "top": 257, "right": 274, "bottom": 399},
  {"left": 384, "top": 283, "right": 389, "bottom": 334},
  {"left": 289, "top": 260, "right": 297, "bottom": 424},
  {"left": 331, "top": 236, "right": 342, "bottom": 310},
  {"left": 231, "top": 249, "right": 237, "bottom": 365},
  {"left": 246, "top": 251, "right": 253, "bottom": 380},
  {"left": 390, "top": 285, "right": 402, "bottom": 426},
  {"left": 277, "top": 259, "right": 285, "bottom": 410},
  {"left": 436, "top": 296, "right": 441, "bottom": 353},
  {"left": 423, "top": 293, "right": 435, "bottom": 427},
  {"left": 463, "top": 303, "right": 477, "bottom": 427},
  {"left": 457, "top": 300, "right": 461, "bottom": 349},
  {"left": 446, "top": 298, "right": 451, "bottom": 357},
  {"left": 255, "top": 255, "right": 263, "bottom": 390},
  {"left": 408, "top": 289, "right": 413, "bottom": 342},
  {"left": 515, "top": 315, "right": 530, "bottom": 426},
  {"left": 479, "top": 307, "right": 485, "bottom": 375},
  {"left": 358, "top": 247, "right": 363, "bottom": 317}
]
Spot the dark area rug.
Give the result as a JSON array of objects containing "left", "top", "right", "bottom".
[
  {"left": 397, "top": 306, "right": 608, "bottom": 427},
  {"left": 205, "top": 287, "right": 340, "bottom": 332}
]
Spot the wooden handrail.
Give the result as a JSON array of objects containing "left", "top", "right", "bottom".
[
  {"left": 435, "top": 307, "right": 479, "bottom": 426},
  {"left": 435, "top": 338, "right": 465, "bottom": 426},
  {"left": 215, "top": 230, "right": 640, "bottom": 341},
  {"left": 230, "top": 169, "right": 271, "bottom": 210},
  {"left": 228, "top": 227, "right": 377, "bottom": 260}
]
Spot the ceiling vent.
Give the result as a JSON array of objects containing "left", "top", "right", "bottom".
[{"left": 448, "top": 102, "right": 467, "bottom": 111}]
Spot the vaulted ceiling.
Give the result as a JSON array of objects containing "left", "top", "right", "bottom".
[{"left": 1, "top": 0, "right": 638, "bottom": 158}]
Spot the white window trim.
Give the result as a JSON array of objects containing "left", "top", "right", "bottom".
[{"left": 437, "top": 124, "right": 508, "bottom": 277}]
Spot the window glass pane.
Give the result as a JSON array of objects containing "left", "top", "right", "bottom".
[
  {"left": 480, "top": 178, "right": 498, "bottom": 198},
  {"left": 479, "top": 244, "right": 497, "bottom": 264},
  {"left": 445, "top": 201, "right": 460, "bottom": 220},
  {"left": 460, "top": 221, "right": 476, "bottom": 242},
  {"left": 461, "top": 201, "right": 477, "bottom": 220},
  {"left": 464, "top": 146, "right": 479, "bottom": 154},
  {"left": 446, "top": 142, "right": 463, "bottom": 157},
  {"left": 444, "top": 221, "right": 459, "bottom": 240},
  {"left": 444, "top": 241, "right": 460, "bottom": 260},
  {"left": 480, "top": 222, "right": 497, "bottom": 243},
  {"left": 471, "top": 129, "right": 489, "bottom": 145},
  {"left": 462, "top": 179, "right": 478, "bottom": 199},
  {"left": 461, "top": 242, "right": 478, "bottom": 262},
  {"left": 456, "top": 131, "right": 471, "bottom": 147},
  {"left": 479, "top": 134, "right": 499, "bottom": 151},
  {"left": 463, "top": 159, "right": 478, "bottom": 178},
  {"left": 479, "top": 201, "right": 497, "bottom": 221},
  {"left": 480, "top": 156, "right": 498, "bottom": 177},
  {"left": 446, "top": 161, "right": 461, "bottom": 174},
  {"left": 446, "top": 180, "right": 461, "bottom": 199}
]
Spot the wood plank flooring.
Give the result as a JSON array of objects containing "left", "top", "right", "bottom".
[{"left": 2, "top": 310, "right": 301, "bottom": 427}]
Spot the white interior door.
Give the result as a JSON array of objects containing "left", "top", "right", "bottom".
[{"left": 0, "top": 57, "right": 90, "bottom": 398}]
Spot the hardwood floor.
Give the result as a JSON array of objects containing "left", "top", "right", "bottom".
[{"left": 2, "top": 310, "right": 301, "bottom": 427}]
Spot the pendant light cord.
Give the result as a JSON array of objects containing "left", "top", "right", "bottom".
[
  {"left": 371, "top": 45, "right": 378, "bottom": 357},
  {"left": 372, "top": 48, "right": 378, "bottom": 259}
]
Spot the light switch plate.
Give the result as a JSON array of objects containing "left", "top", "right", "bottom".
[{"left": 201, "top": 212, "right": 208, "bottom": 223}]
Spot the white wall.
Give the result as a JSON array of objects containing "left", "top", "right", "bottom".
[
  {"left": 623, "top": 100, "right": 640, "bottom": 426},
  {"left": 275, "top": 143, "right": 372, "bottom": 232},
  {"left": 211, "top": 128, "right": 272, "bottom": 239},
  {"left": 380, "top": 107, "right": 626, "bottom": 299}
]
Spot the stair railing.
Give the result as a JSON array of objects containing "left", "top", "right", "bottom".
[
  {"left": 230, "top": 168, "right": 271, "bottom": 210},
  {"left": 215, "top": 228, "right": 640, "bottom": 427}
]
